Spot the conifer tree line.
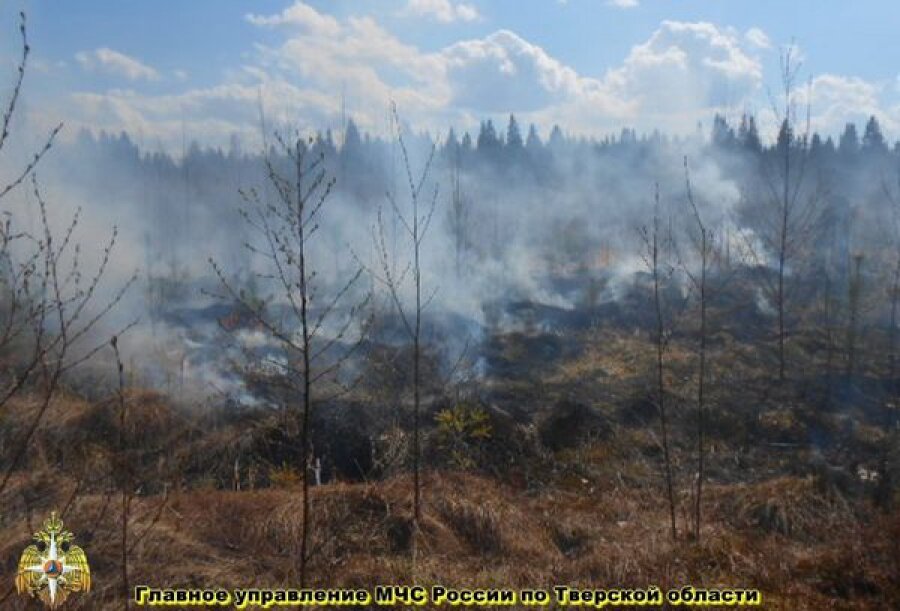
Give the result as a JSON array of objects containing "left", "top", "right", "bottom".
[
  {"left": 55, "top": 111, "right": 900, "bottom": 298},
  {"left": 59, "top": 111, "right": 900, "bottom": 217}
]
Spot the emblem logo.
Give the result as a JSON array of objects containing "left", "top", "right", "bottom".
[{"left": 16, "top": 511, "right": 91, "bottom": 608}]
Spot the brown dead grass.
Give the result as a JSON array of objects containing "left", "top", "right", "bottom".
[
  {"left": 0, "top": 376, "right": 896, "bottom": 611},
  {"left": 0, "top": 470, "right": 895, "bottom": 610}
]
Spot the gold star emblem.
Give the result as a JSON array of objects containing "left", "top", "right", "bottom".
[{"left": 16, "top": 512, "right": 91, "bottom": 608}]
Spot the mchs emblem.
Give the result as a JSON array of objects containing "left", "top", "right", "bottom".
[{"left": 16, "top": 512, "right": 91, "bottom": 608}]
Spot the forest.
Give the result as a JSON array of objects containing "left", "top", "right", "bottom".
[{"left": 1, "top": 8, "right": 899, "bottom": 610}]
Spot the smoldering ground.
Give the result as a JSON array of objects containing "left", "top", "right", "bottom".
[{"left": 3, "top": 102, "right": 899, "bottom": 409}]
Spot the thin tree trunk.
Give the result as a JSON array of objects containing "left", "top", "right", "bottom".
[
  {"left": 778, "top": 93, "right": 791, "bottom": 383},
  {"left": 296, "top": 144, "right": 312, "bottom": 588},
  {"left": 121, "top": 491, "right": 129, "bottom": 610},
  {"left": 778, "top": 199, "right": 788, "bottom": 382},
  {"left": 651, "top": 190, "right": 677, "bottom": 541},
  {"left": 377, "top": 108, "right": 437, "bottom": 572},
  {"left": 112, "top": 336, "right": 129, "bottom": 611},
  {"left": 453, "top": 148, "right": 462, "bottom": 278},
  {"left": 823, "top": 263, "right": 834, "bottom": 407},
  {"left": 684, "top": 157, "right": 708, "bottom": 541},
  {"left": 889, "top": 255, "right": 900, "bottom": 390},
  {"left": 656, "top": 311, "right": 676, "bottom": 541},
  {"left": 412, "top": 172, "right": 423, "bottom": 570},
  {"left": 846, "top": 254, "right": 863, "bottom": 378},
  {"left": 694, "top": 231, "right": 707, "bottom": 541},
  {"left": 413, "top": 265, "right": 421, "bottom": 524}
]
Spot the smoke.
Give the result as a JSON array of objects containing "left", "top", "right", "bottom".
[{"left": 3, "top": 104, "right": 897, "bottom": 402}]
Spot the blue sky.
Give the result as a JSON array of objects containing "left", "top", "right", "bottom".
[{"left": 4, "top": 1, "right": 900, "bottom": 151}]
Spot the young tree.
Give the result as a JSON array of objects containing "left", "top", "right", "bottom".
[
  {"left": 210, "top": 131, "right": 368, "bottom": 587},
  {"left": 446, "top": 137, "right": 470, "bottom": 277},
  {"left": 370, "top": 103, "right": 439, "bottom": 550},
  {"left": 110, "top": 336, "right": 131, "bottom": 610},
  {"left": 0, "top": 11, "right": 135, "bottom": 499},
  {"left": 683, "top": 159, "right": 714, "bottom": 541},
  {"left": 747, "top": 48, "right": 821, "bottom": 381},
  {"left": 639, "top": 185, "right": 679, "bottom": 541}
]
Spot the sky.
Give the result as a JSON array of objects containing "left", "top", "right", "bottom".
[{"left": 4, "top": 0, "right": 900, "bottom": 152}]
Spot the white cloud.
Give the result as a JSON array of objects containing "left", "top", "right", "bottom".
[
  {"left": 443, "top": 30, "right": 582, "bottom": 111},
  {"left": 255, "top": 13, "right": 449, "bottom": 126},
  {"left": 403, "top": 0, "right": 480, "bottom": 22},
  {"left": 745, "top": 27, "right": 771, "bottom": 49},
  {"left": 61, "top": 6, "right": 898, "bottom": 150},
  {"left": 75, "top": 48, "right": 160, "bottom": 81},
  {"left": 66, "top": 5, "right": 447, "bottom": 149},
  {"left": 806, "top": 74, "right": 895, "bottom": 135},
  {"left": 67, "top": 76, "right": 339, "bottom": 152},
  {"left": 749, "top": 70, "right": 900, "bottom": 143},
  {"left": 245, "top": 2, "right": 341, "bottom": 36},
  {"left": 607, "top": 0, "right": 639, "bottom": 8},
  {"left": 811, "top": 74, "right": 880, "bottom": 109},
  {"left": 65, "top": 17, "right": 767, "bottom": 148},
  {"left": 610, "top": 21, "right": 762, "bottom": 115}
]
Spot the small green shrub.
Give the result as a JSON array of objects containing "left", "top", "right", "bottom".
[{"left": 435, "top": 402, "right": 492, "bottom": 470}]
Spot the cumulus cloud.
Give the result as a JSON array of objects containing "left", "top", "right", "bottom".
[
  {"left": 745, "top": 27, "right": 771, "bottom": 49},
  {"left": 64, "top": 15, "right": 769, "bottom": 148},
  {"left": 806, "top": 74, "right": 895, "bottom": 134},
  {"left": 59, "top": 3, "right": 896, "bottom": 151},
  {"left": 66, "top": 74, "right": 340, "bottom": 151},
  {"left": 245, "top": 2, "right": 341, "bottom": 36},
  {"left": 253, "top": 11, "right": 449, "bottom": 131},
  {"left": 607, "top": 21, "right": 762, "bottom": 117},
  {"left": 443, "top": 30, "right": 596, "bottom": 112},
  {"left": 75, "top": 48, "right": 160, "bottom": 81},
  {"left": 403, "top": 0, "right": 480, "bottom": 23},
  {"left": 67, "top": 3, "right": 447, "bottom": 148},
  {"left": 435, "top": 19, "right": 765, "bottom": 131}
]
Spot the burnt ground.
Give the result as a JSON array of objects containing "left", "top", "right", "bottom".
[{"left": 0, "top": 278, "right": 899, "bottom": 610}]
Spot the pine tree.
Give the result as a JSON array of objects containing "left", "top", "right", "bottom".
[
  {"left": 444, "top": 127, "right": 459, "bottom": 154},
  {"left": 343, "top": 117, "right": 362, "bottom": 151},
  {"left": 461, "top": 132, "right": 473, "bottom": 154},
  {"left": 548, "top": 124, "right": 565, "bottom": 151},
  {"left": 477, "top": 120, "right": 500, "bottom": 152},
  {"left": 506, "top": 114, "right": 523, "bottom": 149},
  {"left": 744, "top": 115, "right": 762, "bottom": 153},
  {"left": 711, "top": 114, "right": 735, "bottom": 148},
  {"left": 525, "top": 124, "right": 542, "bottom": 151},
  {"left": 862, "top": 116, "right": 886, "bottom": 153},
  {"left": 839, "top": 122, "right": 860, "bottom": 157}
]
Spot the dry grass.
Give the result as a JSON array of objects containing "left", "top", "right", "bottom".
[
  {"left": 0, "top": 468, "right": 895, "bottom": 610},
  {"left": 716, "top": 476, "right": 855, "bottom": 541},
  {"left": 0, "top": 340, "right": 897, "bottom": 611}
]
